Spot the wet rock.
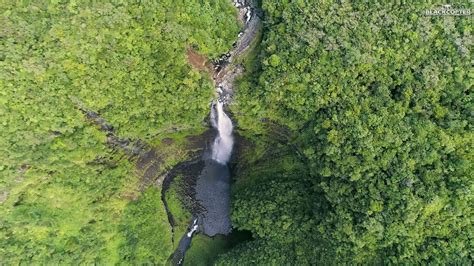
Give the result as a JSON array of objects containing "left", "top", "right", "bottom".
[{"left": 162, "top": 138, "right": 175, "bottom": 145}]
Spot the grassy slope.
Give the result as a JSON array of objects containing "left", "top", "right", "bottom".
[{"left": 185, "top": 231, "right": 252, "bottom": 265}]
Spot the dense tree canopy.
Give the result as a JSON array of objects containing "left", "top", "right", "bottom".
[
  {"left": 1, "top": 0, "right": 472, "bottom": 264},
  {"left": 226, "top": 0, "right": 473, "bottom": 264},
  {"left": 0, "top": 1, "right": 238, "bottom": 264}
]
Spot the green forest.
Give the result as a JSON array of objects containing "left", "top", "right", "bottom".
[
  {"left": 0, "top": 0, "right": 239, "bottom": 264},
  {"left": 225, "top": 1, "right": 472, "bottom": 264},
  {"left": 1, "top": 0, "right": 472, "bottom": 265}
]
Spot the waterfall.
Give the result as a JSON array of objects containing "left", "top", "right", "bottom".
[
  {"left": 211, "top": 100, "right": 234, "bottom": 164},
  {"left": 168, "top": 1, "right": 257, "bottom": 263},
  {"left": 186, "top": 219, "right": 199, "bottom": 237}
]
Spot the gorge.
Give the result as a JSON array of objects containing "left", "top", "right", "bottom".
[{"left": 168, "top": 1, "right": 261, "bottom": 264}]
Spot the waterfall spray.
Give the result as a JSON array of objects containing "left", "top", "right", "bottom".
[{"left": 211, "top": 100, "right": 234, "bottom": 164}]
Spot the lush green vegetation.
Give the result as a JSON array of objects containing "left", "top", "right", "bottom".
[
  {"left": 165, "top": 174, "right": 192, "bottom": 243},
  {"left": 186, "top": 231, "right": 252, "bottom": 265},
  {"left": 0, "top": 0, "right": 239, "bottom": 264},
  {"left": 2, "top": 0, "right": 472, "bottom": 264},
  {"left": 186, "top": 235, "right": 229, "bottom": 266},
  {"left": 225, "top": 0, "right": 473, "bottom": 264},
  {"left": 119, "top": 187, "right": 172, "bottom": 264}
]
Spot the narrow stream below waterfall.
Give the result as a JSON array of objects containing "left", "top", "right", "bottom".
[{"left": 169, "top": 1, "right": 260, "bottom": 264}]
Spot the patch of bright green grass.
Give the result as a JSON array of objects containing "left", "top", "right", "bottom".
[{"left": 185, "top": 231, "right": 252, "bottom": 265}]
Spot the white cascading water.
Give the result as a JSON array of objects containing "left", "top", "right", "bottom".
[
  {"left": 211, "top": 100, "right": 234, "bottom": 164},
  {"left": 186, "top": 218, "right": 199, "bottom": 237}
]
